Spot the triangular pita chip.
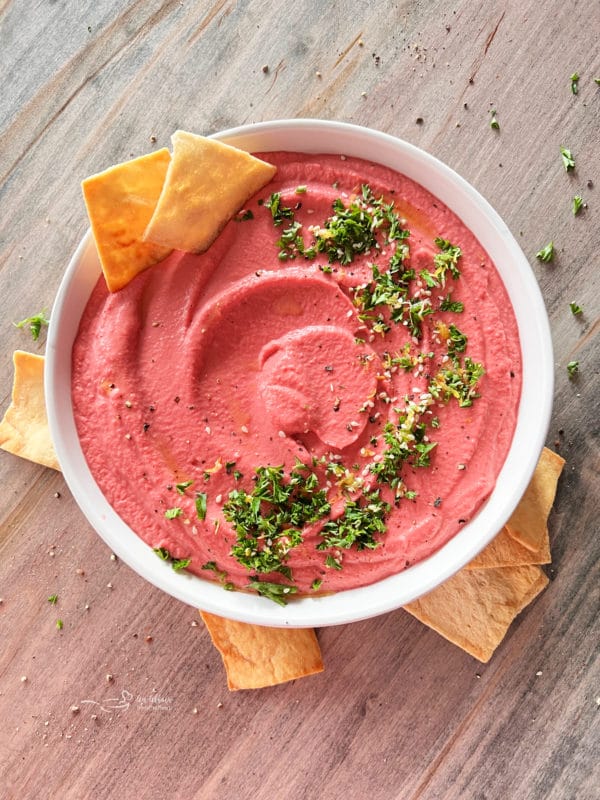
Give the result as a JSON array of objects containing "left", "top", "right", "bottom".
[
  {"left": 0, "top": 351, "right": 60, "bottom": 471},
  {"left": 200, "top": 611, "right": 323, "bottom": 690},
  {"left": 82, "top": 148, "right": 172, "bottom": 292},
  {"left": 505, "top": 447, "right": 565, "bottom": 552},
  {"left": 404, "top": 565, "right": 549, "bottom": 662},
  {"left": 466, "top": 525, "right": 551, "bottom": 569},
  {"left": 144, "top": 130, "right": 277, "bottom": 253}
]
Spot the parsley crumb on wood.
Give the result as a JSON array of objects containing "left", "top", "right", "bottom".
[
  {"left": 14, "top": 310, "right": 49, "bottom": 341},
  {"left": 569, "top": 302, "right": 583, "bottom": 316},
  {"left": 570, "top": 72, "right": 579, "bottom": 94},
  {"left": 572, "top": 195, "right": 584, "bottom": 215},
  {"left": 567, "top": 360, "right": 579, "bottom": 379},
  {"left": 560, "top": 147, "right": 575, "bottom": 172},
  {"left": 536, "top": 242, "right": 555, "bottom": 262}
]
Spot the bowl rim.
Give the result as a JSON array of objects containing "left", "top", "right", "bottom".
[{"left": 45, "top": 119, "right": 553, "bottom": 627}]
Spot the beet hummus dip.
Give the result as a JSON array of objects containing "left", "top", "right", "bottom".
[{"left": 72, "top": 152, "right": 521, "bottom": 603}]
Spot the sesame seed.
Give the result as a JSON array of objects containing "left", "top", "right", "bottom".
[
  {"left": 240, "top": 425, "right": 249, "bottom": 434},
  {"left": 278, "top": 430, "right": 286, "bottom": 438}
]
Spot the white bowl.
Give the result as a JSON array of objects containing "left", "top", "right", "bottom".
[{"left": 45, "top": 120, "right": 553, "bottom": 627}]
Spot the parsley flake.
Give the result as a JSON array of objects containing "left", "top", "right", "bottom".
[
  {"left": 560, "top": 147, "right": 575, "bottom": 172},
  {"left": 490, "top": 109, "right": 500, "bottom": 130},
  {"left": 164, "top": 507, "right": 183, "bottom": 519},
  {"left": 569, "top": 301, "right": 583, "bottom": 316},
  {"left": 14, "top": 310, "right": 49, "bottom": 341},
  {"left": 56, "top": 619, "right": 63, "bottom": 630},
  {"left": 248, "top": 580, "right": 297, "bottom": 606},
  {"left": 567, "top": 360, "right": 579, "bottom": 379},
  {"left": 176, "top": 480, "right": 193, "bottom": 494},
  {"left": 572, "top": 195, "right": 584, "bottom": 215},
  {"left": 195, "top": 492, "right": 207, "bottom": 520},
  {"left": 171, "top": 558, "right": 191, "bottom": 572},
  {"left": 47, "top": 594, "right": 58, "bottom": 605},
  {"left": 536, "top": 241, "right": 554, "bottom": 262},
  {"left": 570, "top": 72, "right": 579, "bottom": 95}
]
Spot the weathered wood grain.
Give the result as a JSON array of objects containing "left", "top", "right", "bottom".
[{"left": 1, "top": 1, "right": 598, "bottom": 798}]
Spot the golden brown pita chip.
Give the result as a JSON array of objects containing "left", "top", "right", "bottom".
[
  {"left": 404, "top": 565, "right": 549, "bottom": 662},
  {"left": 0, "top": 351, "right": 60, "bottom": 471},
  {"left": 82, "top": 148, "right": 172, "bottom": 292},
  {"left": 466, "top": 525, "right": 551, "bottom": 569},
  {"left": 144, "top": 130, "right": 277, "bottom": 253},
  {"left": 505, "top": 447, "right": 565, "bottom": 552},
  {"left": 200, "top": 611, "right": 324, "bottom": 690}
]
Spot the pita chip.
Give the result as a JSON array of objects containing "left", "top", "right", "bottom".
[
  {"left": 467, "top": 525, "right": 551, "bottom": 569},
  {"left": 82, "top": 148, "right": 172, "bottom": 292},
  {"left": 404, "top": 565, "right": 549, "bottom": 662},
  {"left": 505, "top": 447, "right": 565, "bottom": 552},
  {"left": 144, "top": 130, "right": 277, "bottom": 253},
  {"left": 201, "top": 611, "right": 324, "bottom": 690},
  {"left": 0, "top": 351, "right": 60, "bottom": 471}
]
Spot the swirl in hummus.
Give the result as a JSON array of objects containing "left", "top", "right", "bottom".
[{"left": 72, "top": 153, "right": 521, "bottom": 602}]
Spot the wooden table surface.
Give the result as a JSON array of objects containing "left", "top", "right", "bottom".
[{"left": 1, "top": 1, "right": 598, "bottom": 798}]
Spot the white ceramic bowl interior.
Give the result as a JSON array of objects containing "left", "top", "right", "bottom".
[{"left": 45, "top": 120, "right": 553, "bottom": 627}]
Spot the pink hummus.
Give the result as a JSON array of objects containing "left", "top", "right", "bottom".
[{"left": 72, "top": 153, "right": 521, "bottom": 598}]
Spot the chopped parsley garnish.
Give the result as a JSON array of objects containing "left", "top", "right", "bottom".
[
  {"left": 446, "top": 323, "right": 468, "bottom": 355},
  {"left": 569, "top": 301, "right": 583, "bottom": 316},
  {"left": 536, "top": 241, "right": 554, "bottom": 262},
  {"left": 266, "top": 183, "right": 410, "bottom": 267},
  {"left": 560, "top": 146, "right": 575, "bottom": 172},
  {"left": 264, "top": 192, "right": 294, "bottom": 225},
  {"left": 153, "top": 547, "right": 191, "bottom": 571},
  {"left": 325, "top": 554, "right": 342, "bottom": 570},
  {"left": 223, "top": 464, "right": 330, "bottom": 577},
  {"left": 164, "top": 507, "right": 183, "bottom": 519},
  {"left": 570, "top": 72, "right": 579, "bottom": 94},
  {"left": 490, "top": 109, "right": 500, "bottom": 130},
  {"left": 429, "top": 357, "right": 485, "bottom": 408},
  {"left": 165, "top": 506, "right": 183, "bottom": 519},
  {"left": 572, "top": 195, "right": 583, "bottom": 215},
  {"left": 276, "top": 220, "right": 305, "bottom": 260},
  {"left": 420, "top": 238, "right": 462, "bottom": 288},
  {"left": 440, "top": 294, "right": 464, "bottom": 312},
  {"left": 311, "top": 578, "right": 323, "bottom": 591},
  {"left": 595, "top": 78, "right": 600, "bottom": 86},
  {"left": 56, "top": 619, "right": 63, "bottom": 630},
  {"left": 247, "top": 580, "right": 297, "bottom": 606},
  {"left": 175, "top": 480, "right": 193, "bottom": 494},
  {"left": 295, "top": 185, "right": 307, "bottom": 194},
  {"left": 195, "top": 492, "right": 207, "bottom": 520},
  {"left": 567, "top": 360, "right": 579, "bottom": 379},
  {"left": 369, "top": 394, "right": 438, "bottom": 496},
  {"left": 47, "top": 594, "right": 58, "bottom": 605},
  {"left": 14, "top": 310, "right": 49, "bottom": 341},
  {"left": 318, "top": 490, "right": 390, "bottom": 552},
  {"left": 225, "top": 460, "right": 237, "bottom": 474}
]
